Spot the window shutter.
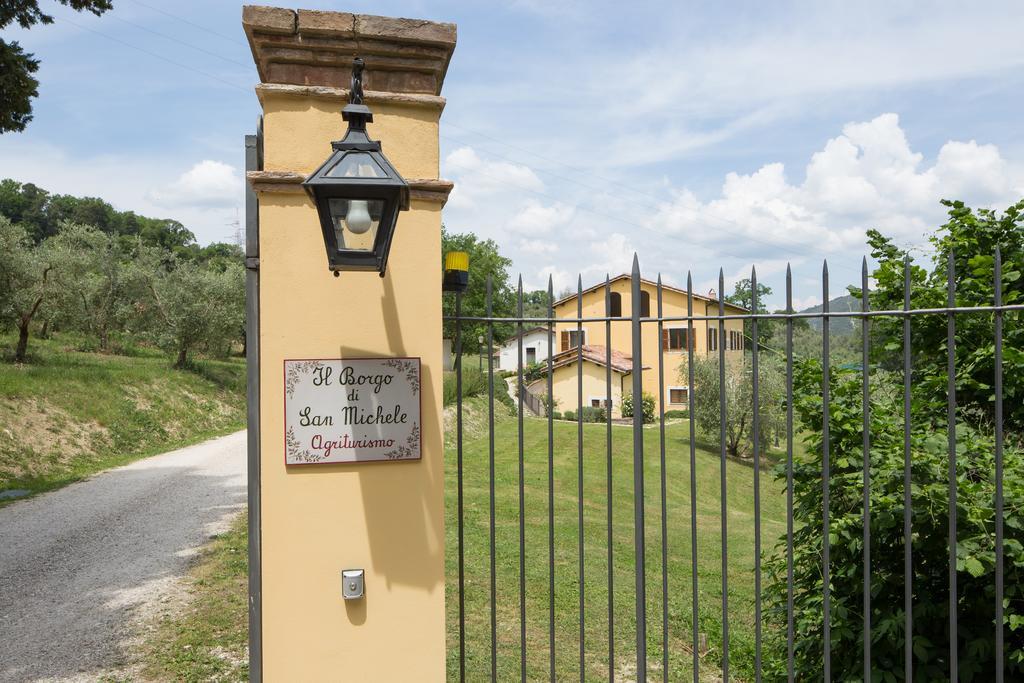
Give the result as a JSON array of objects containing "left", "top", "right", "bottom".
[
  {"left": 662, "top": 329, "right": 669, "bottom": 350},
  {"left": 561, "top": 330, "right": 569, "bottom": 352}
]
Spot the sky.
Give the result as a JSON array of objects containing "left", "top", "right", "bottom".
[{"left": 2, "top": 0, "right": 1023, "bottom": 311}]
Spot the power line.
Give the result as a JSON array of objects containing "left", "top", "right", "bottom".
[
  {"left": 57, "top": 15, "right": 252, "bottom": 94},
  {"left": 122, "top": 0, "right": 250, "bottom": 48},
  {"left": 107, "top": 14, "right": 254, "bottom": 69}
]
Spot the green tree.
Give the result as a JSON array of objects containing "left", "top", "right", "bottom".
[
  {"left": 858, "top": 199, "right": 1024, "bottom": 432},
  {"left": 726, "top": 276, "right": 774, "bottom": 350},
  {"left": 687, "top": 355, "right": 784, "bottom": 456},
  {"left": 48, "top": 223, "right": 131, "bottom": 351},
  {"left": 764, "top": 362, "right": 1024, "bottom": 681},
  {"left": 142, "top": 256, "right": 244, "bottom": 368},
  {"left": 0, "top": 216, "right": 59, "bottom": 361},
  {"left": 441, "top": 226, "right": 515, "bottom": 353},
  {"left": 0, "top": 0, "right": 113, "bottom": 133}
]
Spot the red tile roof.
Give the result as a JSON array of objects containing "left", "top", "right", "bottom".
[{"left": 549, "top": 344, "right": 645, "bottom": 374}]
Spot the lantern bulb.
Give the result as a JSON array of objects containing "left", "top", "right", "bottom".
[{"left": 345, "top": 200, "right": 373, "bottom": 234}]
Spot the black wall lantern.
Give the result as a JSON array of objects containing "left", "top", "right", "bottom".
[{"left": 303, "top": 57, "right": 410, "bottom": 276}]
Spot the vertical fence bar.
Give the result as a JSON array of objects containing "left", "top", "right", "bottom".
[
  {"left": 822, "top": 262, "right": 832, "bottom": 680},
  {"left": 631, "top": 255, "right": 648, "bottom": 683},
  {"left": 946, "top": 253, "right": 958, "bottom": 679},
  {"left": 994, "top": 247, "right": 1004, "bottom": 682},
  {"left": 861, "top": 257, "right": 871, "bottom": 681},
  {"left": 487, "top": 277, "right": 498, "bottom": 683},
  {"left": 547, "top": 277, "right": 556, "bottom": 682},
  {"left": 517, "top": 277, "right": 527, "bottom": 683},
  {"left": 686, "top": 273, "right": 699, "bottom": 683},
  {"left": 657, "top": 276, "right": 669, "bottom": 681},
  {"left": 577, "top": 274, "right": 586, "bottom": 682},
  {"left": 785, "top": 265, "right": 795, "bottom": 682},
  {"left": 751, "top": 267, "right": 762, "bottom": 682},
  {"left": 902, "top": 258, "right": 913, "bottom": 680},
  {"left": 455, "top": 291, "right": 466, "bottom": 683},
  {"left": 718, "top": 268, "right": 729, "bottom": 682},
  {"left": 606, "top": 276, "right": 615, "bottom": 682}
]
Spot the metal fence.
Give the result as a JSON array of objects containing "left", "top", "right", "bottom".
[{"left": 446, "top": 252, "right": 1020, "bottom": 682}]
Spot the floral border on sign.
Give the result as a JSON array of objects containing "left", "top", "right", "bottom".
[
  {"left": 382, "top": 359, "right": 419, "bottom": 395},
  {"left": 286, "top": 426, "right": 324, "bottom": 463},
  {"left": 384, "top": 422, "right": 420, "bottom": 459},
  {"left": 286, "top": 360, "right": 324, "bottom": 399}
]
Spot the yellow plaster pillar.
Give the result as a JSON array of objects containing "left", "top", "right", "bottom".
[{"left": 243, "top": 7, "right": 455, "bottom": 680}]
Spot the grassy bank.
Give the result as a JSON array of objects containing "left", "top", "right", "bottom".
[
  {"left": 142, "top": 512, "right": 249, "bottom": 682},
  {"left": 0, "top": 333, "right": 245, "bottom": 501}
]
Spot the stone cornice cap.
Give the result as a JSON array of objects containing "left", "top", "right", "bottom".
[{"left": 243, "top": 6, "right": 457, "bottom": 95}]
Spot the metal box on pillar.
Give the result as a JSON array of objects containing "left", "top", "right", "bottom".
[{"left": 243, "top": 7, "right": 455, "bottom": 681}]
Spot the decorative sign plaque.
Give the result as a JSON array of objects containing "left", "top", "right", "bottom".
[{"left": 284, "top": 357, "right": 421, "bottom": 465}]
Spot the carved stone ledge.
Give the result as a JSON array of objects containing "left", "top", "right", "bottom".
[
  {"left": 247, "top": 171, "right": 454, "bottom": 205},
  {"left": 243, "top": 6, "right": 456, "bottom": 95},
  {"left": 255, "top": 83, "right": 445, "bottom": 111}
]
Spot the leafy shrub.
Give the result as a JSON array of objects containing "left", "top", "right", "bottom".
[
  {"left": 763, "top": 361, "right": 1024, "bottom": 680},
  {"left": 564, "top": 410, "right": 575, "bottom": 422},
  {"left": 664, "top": 409, "right": 689, "bottom": 419},
  {"left": 579, "top": 406, "right": 606, "bottom": 423},
  {"left": 523, "top": 361, "right": 546, "bottom": 383},
  {"left": 442, "top": 367, "right": 488, "bottom": 406},
  {"left": 551, "top": 411, "right": 562, "bottom": 420},
  {"left": 621, "top": 391, "right": 656, "bottom": 423}
]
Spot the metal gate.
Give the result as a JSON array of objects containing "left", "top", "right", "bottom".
[{"left": 445, "top": 252, "right": 1020, "bottom": 682}]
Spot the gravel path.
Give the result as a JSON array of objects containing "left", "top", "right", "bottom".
[{"left": 0, "top": 431, "right": 246, "bottom": 682}]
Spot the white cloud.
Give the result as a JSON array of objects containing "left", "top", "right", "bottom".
[
  {"left": 147, "top": 160, "right": 241, "bottom": 209},
  {"left": 651, "top": 113, "right": 1023, "bottom": 260},
  {"left": 507, "top": 199, "right": 575, "bottom": 237},
  {"left": 443, "top": 146, "right": 544, "bottom": 210}
]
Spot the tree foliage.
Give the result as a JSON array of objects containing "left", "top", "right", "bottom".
[
  {"left": 764, "top": 363, "right": 1024, "bottom": 680},
  {"left": 857, "top": 199, "right": 1024, "bottom": 433},
  {"left": 726, "top": 276, "right": 774, "bottom": 349},
  {"left": 441, "top": 226, "right": 515, "bottom": 352},
  {"left": 0, "top": 216, "right": 58, "bottom": 361},
  {"left": 0, "top": 179, "right": 199, "bottom": 251},
  {"left": 766, "top": 199, "right": 1024, "bottom": 679},
  {"left": 687, "top": 355, "right": 784, "bottom": 456},
  {"left": 0, "top": 0, "right": 113, "bottom": 133}
]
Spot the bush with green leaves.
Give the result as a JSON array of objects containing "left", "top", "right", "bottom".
[
  {"left": 577, "top": 406, "right": 606, "bottom": 423},
  {"left": 763, "top": 361, "right": 1024, "bottom": 680},
  {"left": 564, "top": 410, "right": 575, "bottom": 422},
  {"left": 621, "top": 391, "right": 655, "bottom": 423}
]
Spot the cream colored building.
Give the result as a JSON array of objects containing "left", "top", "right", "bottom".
[{"left": 543, "top": 275, "right": 746, "bottom": 416}]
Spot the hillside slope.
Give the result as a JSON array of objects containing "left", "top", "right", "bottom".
[{"left": 0, "top": 334, "right": 245, "bottom": 500}]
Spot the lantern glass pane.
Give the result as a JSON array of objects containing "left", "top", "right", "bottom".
[
  {"left": 326, "top": 152, "right": 387, "bottom": 179},
  {"left": 329, "top": 198, "right": 384, "bottom": 251}
]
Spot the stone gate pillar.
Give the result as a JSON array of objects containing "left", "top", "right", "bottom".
[{"left": 243, "top": 7, "right": 455, "bottom": 680}]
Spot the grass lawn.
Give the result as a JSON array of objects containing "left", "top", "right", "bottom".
[
  {"left": 0, "top": 333, "right": 246, "bottom": 501},
  {"left": 445, "top": 405, "right": 789, "bottom": 681}
]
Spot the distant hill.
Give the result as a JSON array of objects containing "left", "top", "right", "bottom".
[{"left": 801, "top": 293, "right": 860, "bottom": 335}]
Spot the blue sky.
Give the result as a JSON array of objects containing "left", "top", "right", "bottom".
[{"left": 2, "top": 1, "right": 1023, "bottom": 310}]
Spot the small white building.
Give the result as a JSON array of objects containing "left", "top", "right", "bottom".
[{"left": 495, "top": 326, "right": 551, "bottom": 371}]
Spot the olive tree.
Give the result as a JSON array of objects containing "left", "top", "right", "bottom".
[
  {"left": 142, "top": 256, "right": 244, "bottom": 368},
  {"left": 48, "top": 222, "right": 132, "bottom": 351},
  {"left": 0, "top": 216, "right": 59, "bottom": 362},
  {"left": 687, "top": 355, "right": 784, "bottom": 457}
]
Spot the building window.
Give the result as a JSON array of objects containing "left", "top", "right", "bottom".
[
  {"left": 526, "top": 347, "right": 537, "bottom": 364},
  {"left": 640, "top": 291, "right": 651, "bottom": 317},
  {"left": 664, "top": 327, "right": 689, "bottom": 351},
  {"left": 561, "top": 329, "right": 587, "bottom": 351},
  {"left": 609, "top": 292, "right": 622, "bottom": 317},
  {"left": 668, "top": 387, "right": 689, "bottom": 404},
  {"left": 708, "top": 327, "right": 718, "bottom": 351}
]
